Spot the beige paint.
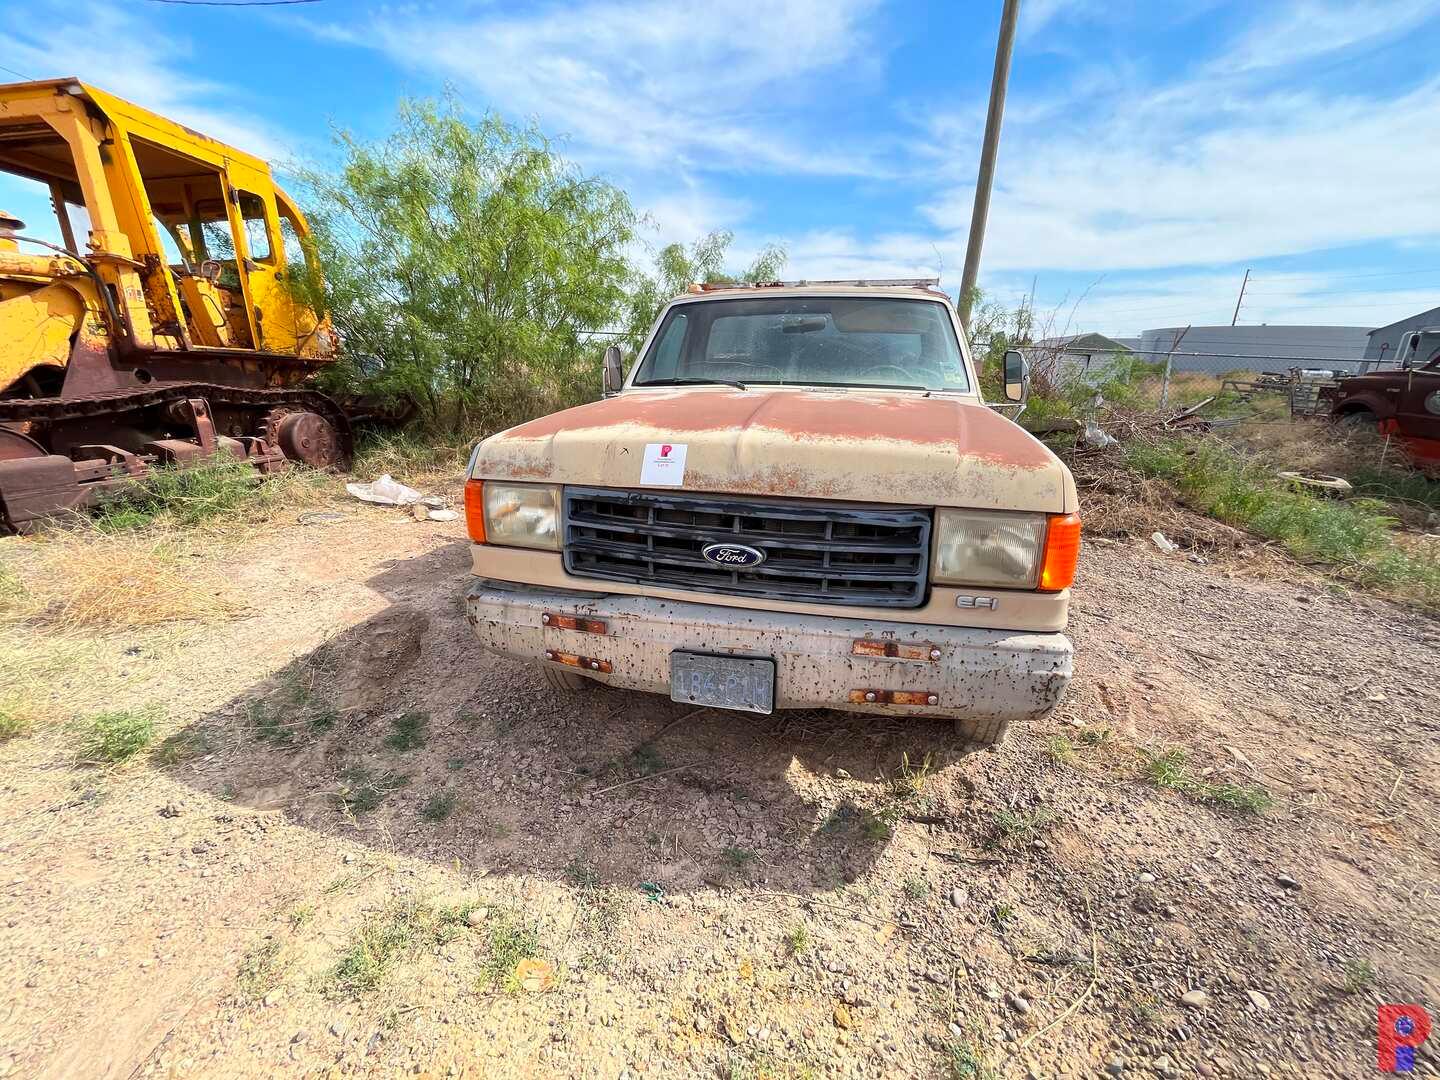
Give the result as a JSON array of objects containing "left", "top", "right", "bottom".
[
  {"left": 476, "top": 386, "right": 1077, "bottom": 514},
  {"left": 471, "top": 544, "right": 1069, "bottom": 633}
]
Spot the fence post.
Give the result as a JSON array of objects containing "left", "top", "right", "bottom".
[{"left": 1160, "top": 325, "right": 1189, "bottom": 412}]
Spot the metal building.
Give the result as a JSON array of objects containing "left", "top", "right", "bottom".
[
  {"left": 1137, "top": 324, "right": 1375, "bottom": 374},
  {"left": 1364, "top": 305, "right": 1440, "bottom": 364}
]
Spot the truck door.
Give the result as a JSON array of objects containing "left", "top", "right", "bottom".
[{"left": 1397, "top": 332, "right": 1440, "bottom": 442}]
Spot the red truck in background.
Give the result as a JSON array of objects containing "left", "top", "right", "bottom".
[{"left": 1321, "top": 328, "right": 1440, "bottom": 465}]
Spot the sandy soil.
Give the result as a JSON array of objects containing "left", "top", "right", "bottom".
[{"left": 1, "top": 497, "right": 1437, "bottom": 1080}]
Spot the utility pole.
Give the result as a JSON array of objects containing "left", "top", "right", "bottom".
[
  {"left": 958, "top": 0, "right": 1022, "bottom": 329},
  {"left": 1230, "top": 268, "right": 1250, "bottom": 326}
]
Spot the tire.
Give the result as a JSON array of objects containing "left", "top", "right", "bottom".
[
  {"left": 538, "top": 663, "right": 592, "bottom": 692},
  {"left": 954, "top": 716, "right": 1009, "bottom": 749},
  {"left": 1339, "top": 409, "right": 1376, "bottom": 429}
]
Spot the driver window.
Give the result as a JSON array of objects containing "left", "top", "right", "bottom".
[{"left": 237, "top": 191, "right": 273, "bottom": 263}]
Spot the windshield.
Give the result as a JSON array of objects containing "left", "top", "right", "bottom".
[{"left": 632, "top": 296, "right": 971, "bottom": 392}]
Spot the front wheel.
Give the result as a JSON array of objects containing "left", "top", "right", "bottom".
[
  {"left": 1338, "top": 409, "right": 1377, "bottom": 429},
  {"left": 538, "top": 663, "right": 592, "bottom": 692}
]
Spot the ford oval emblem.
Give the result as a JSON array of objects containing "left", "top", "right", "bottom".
[{"left": 701, "top": 542, "right": 767, "bottom": 568}]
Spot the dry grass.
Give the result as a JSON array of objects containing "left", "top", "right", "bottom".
[{"left": 1, "top": 529, "right": 242, "bottom": 632}]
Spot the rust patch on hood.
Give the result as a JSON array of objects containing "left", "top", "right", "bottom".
[{"left": 497, "top": 388, "right": 1052, "bottom": 468}]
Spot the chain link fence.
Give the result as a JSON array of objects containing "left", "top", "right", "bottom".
[{"left": 973, "top": 339, "right": 1389, "bottom": 420}]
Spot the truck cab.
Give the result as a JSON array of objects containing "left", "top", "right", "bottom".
[
  {"left": 460, "top": 281, "right": 1080, "bottom": 746},
  {"left": 1323, "top": 328, "right": 1440, "bottom": 465}
]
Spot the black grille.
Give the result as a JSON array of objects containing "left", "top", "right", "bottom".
[{"left": 563, "top": 487, "right": 931, "bottom": 608}]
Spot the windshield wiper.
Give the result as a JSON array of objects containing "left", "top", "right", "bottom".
[{"left": 640, "top": 377, "right": 748, "bottom": 391}]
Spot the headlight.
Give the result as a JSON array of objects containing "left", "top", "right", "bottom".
[
  {"left": 481, "top": 482, "right": 560, "bottom": 550},
  {"left": 932, "top": 509, "right": 1047, "bottom": 588}
]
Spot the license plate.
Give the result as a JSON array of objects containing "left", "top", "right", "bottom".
[{"left": 669, "top": 652, "right": 775, "bottom": 714}]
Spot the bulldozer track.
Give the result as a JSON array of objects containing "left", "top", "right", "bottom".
[{"left": 0, "top": 381, "right": 351, "bottom": 437}]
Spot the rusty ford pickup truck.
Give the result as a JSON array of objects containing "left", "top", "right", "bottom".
[{"left": 461, "top": 280, "right": 1080, "bottom": 746}]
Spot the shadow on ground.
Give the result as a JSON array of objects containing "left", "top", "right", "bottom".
[{"left": 162, "top": 538, "right": 983, "bottom": 895}]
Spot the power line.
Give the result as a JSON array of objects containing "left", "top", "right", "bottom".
[
  {"left": 0, "top": 63, "right": 34, "bottom": 81},
  {"left": 1253, "top": 266, "right": 1440, "bottom": 282}
]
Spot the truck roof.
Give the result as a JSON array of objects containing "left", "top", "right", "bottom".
[{"left": 673, "top": 279, "right": 954, "bottom": 304}]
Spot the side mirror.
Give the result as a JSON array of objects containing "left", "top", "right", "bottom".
[
  {"left": 602, "top": 345, "right": 625, "bottom": 397},
  {"left": 1003, "top": 349, "right": 1027, "bottom": 403}
]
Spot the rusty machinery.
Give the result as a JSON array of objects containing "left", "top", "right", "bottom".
[{"left": 0, "top": 78, "right": 361, "bottom": 531}]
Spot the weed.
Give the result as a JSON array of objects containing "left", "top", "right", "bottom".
[
  {"left": 784, "top": 922, "right": 810, "bottom": 955},
  {"left": 1342, "top": 958, "right": 1376, "bottom": 994},
  {"left": 0, "top": 709, "right": 31, "bottom": 742},
  {"left": 78, "top": 707, "right": 159, "bottom": 764},
  {"left": 480, "top": 909, "right": 541, "bottom": 991},
  {"left": 289, "top": 905, "right": 316, "bottom": 930},
  {"left": 566, "top": 857, "right": 601, "bottom": 890},
  {"left": 309, "top": 708, "right": 339, "bottom": 733},
  {"left": 325, "top": 896, "right": 468, "bottom": 997},
  {"left": 902, "top": 875, "right": 930, "bottom": 901},
  {"left": 384, "top": 711, "right": 428, "bottom": 751},
  {"left": 421, "top": 790, "right": 458, "bottom": 823},
  {"left": 1045, "top": 735, "right": 1077, "bottom": 766},
  {"left": 238, "top": 938, "right": 284, "bottom": 1001},
  {"left": 152, "top": 727, "right": 213, "bottom": 765},
  {"left": 446, "top": 756, "right": 467, "bottom": 771},
  {"left": 989, "top": 902, "right": 1017, "bottom": 931},
  {"left": 722, "top": 847, "right": 759, "bottom": 872},
  {"left": 336, "top": 766, "right": 410, "bottom": 813},
  {"left": 1125, "top": 436, "right": 1440, "bottom": 609},
  {"left": 1077, "top": 726, "right": 1113, "bottom": 747},
  {"left": 986, "top": 807, "right": 1055, "bottom": 849},
  {"left": 1142, "top": 749, "right": 1272, "bottom": 815},
  {"left": 946, "top": 1039, "right": 996, "bottom": 1080},
  {"left": 629, "top": 742, "right": 666, "bottom": 776},
  {"left": 892, "top": 750, "right": 935, "bottom": 799},
  {"left": 94, "top": 461, "right": 262, "bottom": 530},
  {"left": 247, "top": 700, "right": 295, "bottom": 747},
  {"left": 861, "top": 806, "right": 898, "bottom": 840}
]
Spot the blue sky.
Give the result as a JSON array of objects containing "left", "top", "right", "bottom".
[{"left": 3, "top": 0, "right": 1439, "bottom": 338}]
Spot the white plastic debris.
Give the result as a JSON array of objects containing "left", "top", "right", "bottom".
[
  {"left": 1082, "top": 419, "right": 1118, "bottom": 449},
  {"left": 427, "top": 509, "right": 459, "bottom": 522},
  {"left": 345, "top": 473, "right": 422, "bottom": 506},
  {"left": 1150, "top": 531, "right": 1179, "bottom": 553}
]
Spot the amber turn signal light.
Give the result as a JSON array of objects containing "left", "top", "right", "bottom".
[
  {"left": 1039, "top": 513, "right": 1081, "bottom": 592},
  {"left": 464, "top": 478, "right": 486, "bottom": 543}
]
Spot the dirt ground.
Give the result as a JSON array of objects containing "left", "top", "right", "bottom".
[{"left": 1, "top": 488, "right": 1438, "bottom": 1080}]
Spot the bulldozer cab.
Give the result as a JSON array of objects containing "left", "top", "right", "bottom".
[{"left": 0, "top": 78, "right": 332, "bottom": 369}]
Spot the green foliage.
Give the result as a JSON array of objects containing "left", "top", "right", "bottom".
[
  {"left": 420, "top": 789, "right": 458, "bottom": 823},
  {"left": 1125, "top": 436, "right": 1440, "bottom": 608},
  {"left": 481, "top": 909, "right": 541, "bottom": 991},
  {"left": 0, "top": 709, "right": 30, "bottom": 742},
  {"left": 93, "top": 461, "right": 262, "bottom": 530},
  {"left": 1342, "top": 957, "right": 1376, "bottom": 994},
  {"left": 987, "top": 806, "right": 1055, "bottom": 848},
  {"left": 325, "top": 896, "right": 469, "bottom": 997},
  {"left": 336, "top": 766, "right": 410, "bottom": 813},
  {"left": 1142, "top": 748, "right": 1272, "bottom": 815},
  {"left": 290, "top": 98, "right": 642, "bottom": 434},
  {"left": 621, "top": 229, "right": 786, "bottom": 349},
  {"left": 784, "top": 922, "right": 810, "bottom": 954},
  {"left": 78, "top": 707, "right": 159, "bottom": 763},
  {"left": 384, "top": 711, "right": 428, "bottom": 751},
  {"left": 152, "top": 726, "right": 213, "bottom": 765}
]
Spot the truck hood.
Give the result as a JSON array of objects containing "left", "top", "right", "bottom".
[{"left": 474, "top": 387, "right": 1075, "bottom": 512}]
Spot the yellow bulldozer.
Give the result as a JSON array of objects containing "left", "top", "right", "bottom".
[{"left": 0, "top": 78, "right": 356, "bottom": 530}]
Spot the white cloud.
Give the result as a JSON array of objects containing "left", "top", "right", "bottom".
[
  {"left": 313, "top": 0, "right": 887, "bottom": 177},
  {"left": 1215, "top": 0, "right": 1437, "bottom": 74},
  {"left": 0, "top": 1, "right": 297, "bottom": 161}
]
